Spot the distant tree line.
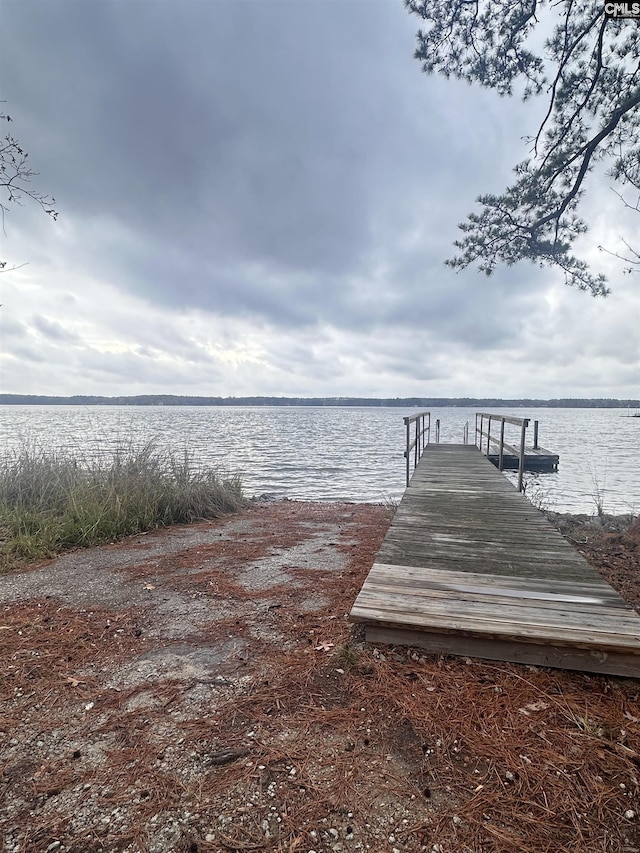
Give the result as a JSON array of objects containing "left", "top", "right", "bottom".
[{"left": 0, "top": 394, "right": 638, "bottom": 409}]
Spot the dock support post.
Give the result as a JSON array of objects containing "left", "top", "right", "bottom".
[
  {"left": 405, "top": 418, "right": 410, "bottom": 487},
  {"left": 517, "top": 419, "right": 529, "bottom": 492},
  {"left": 403, "top": 411, "right": 431, "bottom": 487}
]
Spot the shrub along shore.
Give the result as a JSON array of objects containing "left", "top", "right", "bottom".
[{"left": 0, "top": 442, "right": 245, "bottom": 570}]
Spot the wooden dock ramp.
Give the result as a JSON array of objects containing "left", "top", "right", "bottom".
[{"left": 350, "top": 445, "right": 640, "bottom": 677}]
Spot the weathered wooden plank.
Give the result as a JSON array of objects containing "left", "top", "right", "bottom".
[
  {"left": 361, "top": 580, "right": 632, "bottom": 618},
  {"left": 365, "top": 627, "right": 640, "bottom": 679},
  {"left": 375, "top": 547, "right": 599, "bottom": 582},
  {"left": 358, "top": 582, "right": 640, "bottom": 624},
  {"left": 476, "top": 413, "right": 529, "bottom": 428},
  {"left": 393, "top": 514, "right": 546, "bottom": 525},
  {"left": 352, "top": 582, "right": 640, "bottom": 633},
  {"left": 379, "top": 542, "right": 588, "bottom": 562},
  {"left": 377, "top": 550, "right": 586, "bottom": 569},
  {"left": 381, "top": 532, "right": 594, "bottom": 555},
  {"left": 374, "top": 557, "right": 589, "bottom": 582},
  {"left": 382, "top": 529, "right": 587, "bottom": 549},
  {"left": 353, "top": 588, "right": 640, "bottom": 636},
  {"left": 366, "top": 563, "right": 628, "bottom": 601},
  {"left": 351, "top": 601, "right": 640, "bottom": 651}
]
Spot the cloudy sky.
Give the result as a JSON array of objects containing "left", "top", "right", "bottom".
[{"left": 0, "top": 0, "right": 638, "bottom": 399}]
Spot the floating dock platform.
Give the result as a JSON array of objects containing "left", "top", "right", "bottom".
[{"left": 487, "top": 447, "right": 559, "bottom": 472}]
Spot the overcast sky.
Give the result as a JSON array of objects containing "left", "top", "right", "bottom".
[{"left": 1, "top": 0, "right": 638, "bottom": 399}]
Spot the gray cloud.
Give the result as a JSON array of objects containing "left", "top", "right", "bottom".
[
  {"left": 31, "top": 315, "right": 80, "bottom": 342},
  {"left": 0, "top": 317, "right": 27, "bottom": 340},
  {"left": 9, "top": 343, "right": 47, "bottom": 365},
  {"left": 0, "top": 0, "right": 636, "bottom": 398}
]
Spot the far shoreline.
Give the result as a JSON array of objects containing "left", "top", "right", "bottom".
[{"left": 1, "top": 393, "right": 639, "bottom": 408}]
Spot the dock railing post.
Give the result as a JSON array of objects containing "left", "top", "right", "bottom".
[
  {"left": 404, "top": 410, "right": 431, "bottom": 488},
  {"left": 486, "top": 416, "right": 492, "bottom": 458},
  {"left": 534, "top": 420, "right": 539, "bottom": 450},
  {"left": 436, "top": 419, "right": 440, "bottom": 444},
  {"left": 499, "top": 419, "right": 505, "bottom": 471},
  {"left": 404, "top": 417, "right": 410, "bottom": 487},
  {"left": 517, "top": 419, "right": 529, "bottom": 492}
]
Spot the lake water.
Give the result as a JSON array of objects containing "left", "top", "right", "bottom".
[{"left": 0, "top": 405, "right": 638, "bottom": 515}]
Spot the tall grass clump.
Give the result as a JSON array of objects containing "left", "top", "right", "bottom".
[{"left": 0, "top": 441, "right": 245, "bottom": 570}]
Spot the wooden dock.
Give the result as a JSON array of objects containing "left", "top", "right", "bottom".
[{"left": 351, "top": 444, "right": 640, "bottom": 677}]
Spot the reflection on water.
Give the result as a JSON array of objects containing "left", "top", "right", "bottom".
[{"left": 0, "top": 405, "right": 638, "bottom": 514}]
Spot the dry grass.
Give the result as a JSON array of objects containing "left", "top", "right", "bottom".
[{"left": 0, "top": 441, "right": 244, "bottom": 569}]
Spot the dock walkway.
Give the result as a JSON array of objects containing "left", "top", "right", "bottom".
[{"left": 350, "top": 445, "right": 640, "bottom": 677}]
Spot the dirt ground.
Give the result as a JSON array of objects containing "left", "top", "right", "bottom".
[{"left": 1, "top": 501, "right": 639, "bottom": 853}]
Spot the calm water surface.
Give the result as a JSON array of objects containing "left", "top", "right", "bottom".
[{"left": 0, "top": 406, "right": 638, "bottom": 514}]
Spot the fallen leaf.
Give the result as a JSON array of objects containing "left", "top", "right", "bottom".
[
  {"left": 315, "top": 642, "right": 335, "bottom": 652},
  {"left": 624, "top": 711, "right": 640, "bottom": 723},
  {"left": 205, "top": 748, "right": 250, "bottom": 767},
  {"left": 65, "top": 676, "right": 82, "bottom": 688},
  {"left": 520, "top": 700, "right": 550, "bottom": 713}
]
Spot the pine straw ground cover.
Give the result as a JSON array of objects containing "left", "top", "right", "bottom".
[{"left": 0, "top": 501, "right": 638, "bottom": 853}]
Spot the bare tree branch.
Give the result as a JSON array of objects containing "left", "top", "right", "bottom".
[{"left": 0, "top": 107, "right": 58, "bottom": 269}]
